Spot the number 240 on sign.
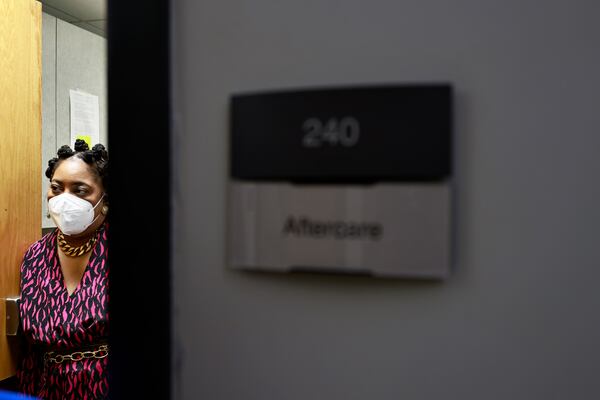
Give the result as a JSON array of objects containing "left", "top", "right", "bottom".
[{"left": 301, "top": 117, "right": 360, "bottom": 148}]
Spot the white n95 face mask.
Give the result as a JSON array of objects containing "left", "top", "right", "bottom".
[{"left": 48, "top": 193, "right": 105, "bottom": 235}]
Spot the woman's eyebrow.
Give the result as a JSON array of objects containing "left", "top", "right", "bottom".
[{"left": 51, "top": 179, "right": 92, "bottom": 186}]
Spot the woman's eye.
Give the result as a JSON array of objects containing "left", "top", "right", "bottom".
[{"left": 51, "top": 185, "right": 61, "bottom": 193}]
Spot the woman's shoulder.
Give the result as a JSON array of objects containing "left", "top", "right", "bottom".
[{"left": 21, "top": 229, "right": 56, "bottom": 265}]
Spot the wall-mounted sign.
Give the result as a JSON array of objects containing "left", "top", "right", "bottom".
[
  {"left": 228, "top": 85, "right": 452, "bottom": 278},
  {"left": 69, "top": 89, "right": 99, "bottom": 148}
]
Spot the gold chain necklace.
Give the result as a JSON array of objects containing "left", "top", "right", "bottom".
[{"left": 57, "top": 231, "right": 98, "bottom": 257}]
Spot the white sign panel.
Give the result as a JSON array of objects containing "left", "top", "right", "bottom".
[{"left": 228, "top": 182, "right": 451, "bottom": 278}]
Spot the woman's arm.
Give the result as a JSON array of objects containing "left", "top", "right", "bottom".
[{"left": 16, "top": 245, "right": 42, "bottom": 396}]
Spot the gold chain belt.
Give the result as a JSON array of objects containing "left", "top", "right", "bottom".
[{"left": 44, "top": 344, "right": 109, "bottom": 365}]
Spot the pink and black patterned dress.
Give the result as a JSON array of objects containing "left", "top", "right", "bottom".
[{"left": 17, "top": 223, "right": 109, "bottom": 399}]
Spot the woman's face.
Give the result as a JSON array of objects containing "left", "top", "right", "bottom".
[{"left": 47, "top": 157, "right": 106, "bottom": 237}]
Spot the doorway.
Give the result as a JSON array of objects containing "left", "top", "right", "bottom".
[{"left": 0, "top": 0, "right": 171, "bottom": 398}]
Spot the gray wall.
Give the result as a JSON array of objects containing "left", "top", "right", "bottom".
[
  {"left": 41, "top": 14, "right": 107, "bottom": 228},
  {"left": 171, "top": 1, "right": 600, "bottom": 399}
]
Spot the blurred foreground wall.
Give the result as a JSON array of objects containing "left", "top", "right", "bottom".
[{"left": 171, "top": 1, "right": 600, "bottom": 398}]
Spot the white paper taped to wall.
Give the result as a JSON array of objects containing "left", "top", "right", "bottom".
[{"left": 70, "top": 89, "right": 99, "bottom": 148}]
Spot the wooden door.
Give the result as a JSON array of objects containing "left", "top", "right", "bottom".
[{"left": 0, "top": 0, "right": 42, "bottom": 381}]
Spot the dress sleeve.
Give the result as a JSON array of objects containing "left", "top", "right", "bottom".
[
  {"left": 16, "top": 244, "right": 42, "bottom": 396},
  {"left": 16, "top": 331, "right": 42, "bottom": 395}
]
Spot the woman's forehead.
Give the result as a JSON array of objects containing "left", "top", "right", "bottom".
[{"left": 53, "top": 158, "right": 100, "bottom": 185}]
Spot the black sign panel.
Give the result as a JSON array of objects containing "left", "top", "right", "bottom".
[{"left": 231, "top": 85, "right": 452, "bottom": 183}]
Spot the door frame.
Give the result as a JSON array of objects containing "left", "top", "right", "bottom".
[{"left": 107, "top": 1, "right": 171, "bottom": 398}]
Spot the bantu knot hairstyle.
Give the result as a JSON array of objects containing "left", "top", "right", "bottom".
[{"left": 46, "top": 139, "right": 109, "bottom": 189}]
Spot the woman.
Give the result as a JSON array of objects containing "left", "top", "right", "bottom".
[{"left": 17, "top": 139, "right": 110, "bottom": 399}]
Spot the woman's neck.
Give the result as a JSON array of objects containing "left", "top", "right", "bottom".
[{"left": 60, "top": 230, "right": 96, "bottom": 246}]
